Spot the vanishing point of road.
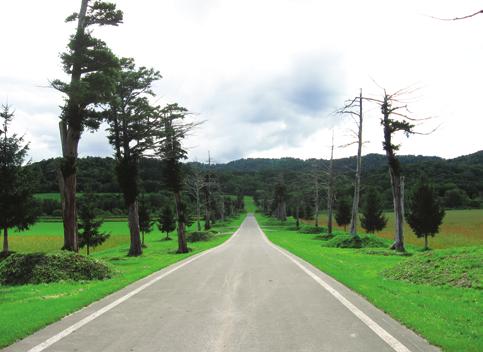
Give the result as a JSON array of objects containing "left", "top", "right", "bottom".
[{"left": 4, "top": 215, "right": 438, "bottom": 352}]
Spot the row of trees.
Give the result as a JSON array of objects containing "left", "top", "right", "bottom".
[
  {"left": 1, "top": 0, "right": 245, "bottom": 256},
  {"left": 258, "top": 88, "right": 446, "bottom": 251}
]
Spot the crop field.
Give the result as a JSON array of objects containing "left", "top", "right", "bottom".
[
  {"left": 306, "top": 209, "right": 483, "bottom": 249},
  {"left": 9, "top": 218, "right": 239, "bottom": 255}
]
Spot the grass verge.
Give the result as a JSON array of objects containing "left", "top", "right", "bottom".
[
  {"left": 257, "top": 214, "right": 482, "bottom": 352},
  {"left": 0, "top": 214, "right": 245, "bottom": 348}
]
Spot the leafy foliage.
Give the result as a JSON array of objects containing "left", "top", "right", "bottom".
[
  {"left": 158, "top": 206, "right": 176, "bottom": 240},
  {"left": 186, "top": 231, "right": 213, "bottom": 242},
  {"left": 360, "top": 188, "right": 387, "bottom": 233},
  {"left": 0, "top": 104, "right": 38, "bottom": 252},
  {"left": 335, "top": 198, "right": 351, "bottom": 230},
  {"left": 77, "top": 192, "right": 110, "bottom": 254},
  {"left": 406, "top": 180, "right": 445, "bottom": 249}
]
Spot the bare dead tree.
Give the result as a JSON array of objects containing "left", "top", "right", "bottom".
[
  {"left": 363, "top": 87, "right": 434, "bottom": 252},
  {"left": 432, "top": 10, "right": 483, "bottom": 21},
  {"left": 327, "top": 133, "right": 335, "bottom": 235},
  {"left": 187, "top": 164, "right": 204, "bottom": 231},
  {"left": 337, "top": 89, "right": 364, "bottom": 237}
]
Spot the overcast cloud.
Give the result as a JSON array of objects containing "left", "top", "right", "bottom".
[{"left": 1, "top": 0, "right": 482, "bottom": 162}]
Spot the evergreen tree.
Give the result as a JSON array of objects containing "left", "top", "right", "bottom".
[
  {"left": 104, "top": 57, "right": 161, "bottom": 256},
  {"left": 52, "top": 0, "right": 123, "bottom": 252},
  {"left": 335, "top": 198, "right": 351, "bottom": 231},
  {"left": 0, "top": 104, "right": 38, "bottom": 254},
  {"left": 77, "top": 192, "right": 110, "bottom": 255},
  {"left": 360, "top": 188, "right": 387, "bottom": 234},
  {"left": 156, "top": 103, "right": 197, "bottom": 253},
  {"left": 139, "top": 200, "right": 153, "bottom": 247},
  {"left": 406, "top": 180, "right": 445, "bottom": 250},
  {"left": 158, "top": 206, "right": 176, "bottom": 241}
]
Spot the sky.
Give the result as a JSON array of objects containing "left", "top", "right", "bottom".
[{"left": 1, "top": 0, "right": 482, "bottom": 163}]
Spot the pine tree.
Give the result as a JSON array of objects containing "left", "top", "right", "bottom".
[
  {"left": 156, "top": 103, "right": 197, "bottom": 253},
  {"left": 52, "top": 0, "right": 123, "bottom": 252},
  {"left": 77, "top": 192, "right": 110, "bottom": 255},
  {"left": 158, "top": 206, "right": 176, "bottom": 241},
  {"left": 360, "top": 188, "right": 387, "bottom": 234},
  {"left": 335, "top": 198, "right": 352, "bottom": 232},
  {"left": 0, "top": 104, "right": 38, "bottom": 254},
  {"left": 104, "top": 57, "right": 161, "bottom": 256},
  {"left": 139, "top": 200, "right": 153, "bottom": 248},
  {"left": 406, "top": 180, "right": 445, "bottom": 250}
]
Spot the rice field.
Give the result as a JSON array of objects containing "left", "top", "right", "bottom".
[{"left": 307, "top": 209, "right": 483, "bottom": 249}]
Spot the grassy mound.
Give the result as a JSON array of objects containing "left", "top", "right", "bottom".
[
  {"left": 322, "top": 234, "right": 389, "bottom": 248},
  {"left": 383, "top": 247, "right": 482, "bottom": 289},
  {"left": 360, "top": 248, "right": 412, "bottom": 257},
  {"left": 0, "top": 252, "right": 113, "bottom": 285},
  {"left": 186, "top": 231, "right": 213, "bottom": 242},
  {"left": 314, "top": 233, "right": 336, "bottom": 241}
]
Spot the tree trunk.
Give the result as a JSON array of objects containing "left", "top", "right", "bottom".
[
  {"left": 142, "top": 230, "right": 145, "bottom": 247},
  {"left": 58, "top": 0, "right": 89, "bottom": 253},
  {"left": 59, "top": 122, "right": 80, "bottom": 252},
  {"left": 196, "top": 193, "right": 201, "bottom": 231},
  {"left": 174, "top": 192, "right": 188, "bottom": 253},
  {"left": 127, "top": 201, "right": 142, "bottom": 256},
  {"left": 314, "top": 176, "right": 319, "bottom": 228},
  {"left": 327, "top": 137, "right": 335, "bottom": 235},
  {"left": 382, "top": 95, "right": 405, "bottom": 252},
  {"left": 2, "top": 227, "right": 8, "bottom": 254},
  {"left": 296, "top": 205, "right": 300, "bottom": 230},
  {"left": 350, "top": 89, "right": 363, "bottom": 237}
]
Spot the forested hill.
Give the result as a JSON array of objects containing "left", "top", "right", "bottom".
[{"left": 29, "top": 151, "right": 483, "bottom": 208}]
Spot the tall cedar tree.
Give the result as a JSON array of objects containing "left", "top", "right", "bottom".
[
  {"left": 157, "top": 104, "right": 195, "bottom": 253},
  {"left": 77, "top": 192, "right": 110, "bottom": 255},
  {"left": 104, "top": 58, "right": 161, "bottom": 256},
  {"left": 158, "top": 206, "right": 176, "bottom": 241},
  {"left": 360, "top": 188, "right": 387, "bottom": 234},
  {"left": 335, "top": 198, "right": 352, "bottom": 231},
  {"left": 406, "top": 180, "right": 445, "bottom": 250},
  {"left": 273, "top": 177, "right": 287, "bottom": 221},
  {"left": 0, "top": 105, "right": 37, "bottom": 254},
  {"left": 139, "top": 200, "right": 153, "bottom": 247},
  {"left": 52, "top": 0, "right": 122, "bottom": 251}
]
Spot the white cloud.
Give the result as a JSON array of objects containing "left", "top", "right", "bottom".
[{"left": 0, "top": 0, "right": 482, "bottom": 162}]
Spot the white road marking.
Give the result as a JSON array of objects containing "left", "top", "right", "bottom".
[
  {"left": 27, "top": 228, "right": 241, "bottom": 352},
  {"left": 256, "top": 223, "right": 412, "bottom": 352}
]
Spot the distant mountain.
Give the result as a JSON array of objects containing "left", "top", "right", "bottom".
[{"left": 28, "top": 151, "right": 483, "bottom": 208}]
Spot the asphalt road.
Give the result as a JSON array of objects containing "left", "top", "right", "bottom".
[{"left": 5, "top": 215, "right": 439, "bottom": 352}]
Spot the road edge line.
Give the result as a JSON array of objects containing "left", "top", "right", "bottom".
[
  {"left": 255, "top": 222, "right": 412, "bottom": 352},
  {"left": 26, "top": 219, "right": 244, "bottom": 352}
]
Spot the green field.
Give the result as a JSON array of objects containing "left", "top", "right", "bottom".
[
  {"left": 259, "top": 214, "right": 482, "bottom": 352},
  {"left": 0, "top": 214, "right": 245, "bottom": 348},
  {"left": 306, "top": 209, "right": 483, "bottom": 249}
]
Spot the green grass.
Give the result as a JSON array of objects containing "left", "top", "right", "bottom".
[
  {"left": 0, "top": 214, "right": 245, "bottom": 348},
  {"left": 307, "top": 209, "right": 483, "bottom": 249},
  {"left": 258, "top": 214, "right": 482, "bottom": 352}
]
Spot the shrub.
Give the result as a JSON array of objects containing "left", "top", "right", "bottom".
[
  {"left": 314, "top": 233, "right": 335, "bottom": 241},
  {"left": 322, "top": 234, "right": 388, "bottom": 248},
  {"left": 299, "top": 226, "right": 325, "bottom": 234},
  {"left": 0, "top": 252, "right": 113, "bottom": 285},
  {"left": 186, "top": 231, "right": 213, "bottom": 242}
]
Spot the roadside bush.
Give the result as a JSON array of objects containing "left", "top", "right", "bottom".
[
  {"left": 186, "top": 231, "right": 213, "bottom": 242},
  {"left": 299, "top": 226, "right": 325, "bottom": 234},
  {"left": 383, "top": 247, "right": 482, "bottom": 289},
  {"left": 322, "top": 234, "right": 388, "bottom": 248},
  {"left": 0, "top": 252, "right": 113, "bottom": 285}
]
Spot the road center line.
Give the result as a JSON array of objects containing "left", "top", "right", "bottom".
[
  {"left": 27, "top": 227, "right": 241, "bottom": 352},
  {"left": 256, "top": 223, "right": 412, "bottom": 352}
]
